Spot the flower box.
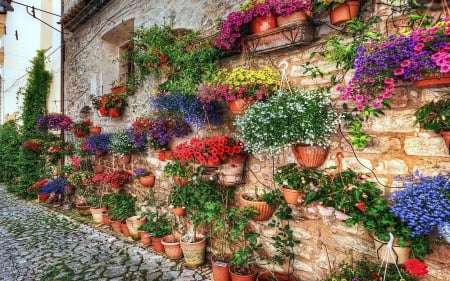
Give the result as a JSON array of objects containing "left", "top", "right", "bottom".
[{"left": 242, "top": 21, "right": 315, "bottom": 53}]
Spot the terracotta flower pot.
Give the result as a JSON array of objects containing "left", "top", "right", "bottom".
[
  {"left": 90, "top": 207, "right": 107, "bottom": 224},
  {"left": 126, "top": 216, "right": 146, "bottom": 240},
  {"left": 121, "top": 222, "right": 130, "bottom": 237},
  {"left": 161, "top": 234, "right": 183, "bottom": 260},
  {"left": 441, "top": 130, "right": 450, "bottom": 152},
  {"left": 291, "top": 144, "right": 330, "bottom": 168},
  {"left": 109, "top": 108, "right": 121, "bottom": 118},
  {"left": 328, "top": 0, "right": 360, "bottom": 25},
  {"left": 139, "top": 175, "right": 155, "bottom": 187},
  {"left": 281, "top": 187, "right": 304, "bottom": 205},
  {"left": 250, "top": 13, "right": 277, "bottom": 34},
  {"left": 257, "top": 271, "right": 295, "bottom": 281},
  {"left": 229, "top": 265, "right": 258, "bottom": 281},
  {"left": 110, "top": 220, "right": 122, "bottom": 233},
  {"left": 102, "top": 213, "right": 111, "bottom": 226},
  {"left": 172, "top": 207, "right": 185, "bottom": 216},
  {"left": 152, "top": 237, "right": 166, "bottom": 253},
  {"left": 139, "top": 231, "right": 152, "bottom": 246},
  {"left": 38, "top": 192, "right": 50, "bottom": 202},
  {"left": 240, "top": 194, "right": 276, "bottom": 221},
  {"left": 227, "top": 98, "right": 254, "bottom": 115},
  {"left": 173, "top": 175, "right": 188, "bottom": 186},
  {"left": 413, "top": 72, "right": 450, "bottom": 88},
  {"left": 89, "top": 126, "right": 102, "bottom": 134},
  {"left": 211, "top": 255, "right": 231, "bottom": 281},
  {"left": 180, "top": 236, "right": 207, "bottom": 268}
]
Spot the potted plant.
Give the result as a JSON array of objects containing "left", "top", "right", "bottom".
[
  {"left": 199, "top": 67, "right": 280, "bottom": 115},
  {"left": 173, "top": 135, "right": 246, "bottom": 168},
  {"left": 36, "top": 113, "right": 73, "bottom": 131},
  {"left": 109, "top": 130, "right": 135, "bottom": 164},
  {"left": 150, "top": 91, "right": 223, "bottom": 127},
  {"left": 22, "top": 139, "right": 44, "bottom": 152},
  {"left": 137, "top": 219, "right": 153, "bottom": 246},
  {"left": 142, "top": 117, "right": 192, "bottom": 151},
  {"left": 71, "top": 119, "right": 91, "bottom": 138},
  {"left": 304, "top": 168, "right": 432, "bottom": 263},
  {"left": 90, "top": 93, "right": 128, "bottom": 117},
  {"left": 414, "top": 95, "right": 450, "bottom": 151},
  {"left": 164, "top": 158, "right": 191, "bottom": 186},
  {"left": 83, "top": 133, "right": 111, "bottom": 155},
  {"left": 273, "top": 163, "right": 322, "bottom": 205},
  {"left": 317, "top": 258, "right": 419, "bottom": 281},
  {"left": 240, "top": 187, "right": 284, "bottom": 221},
  {"left": 141, "top": 210, "right": 172, "bottom": 253},
  {"left": 268, "top": 0, "right": 312, "bottom": 26},
  {"left": 228, "top": 206, "right": 261, "bottom": 281},
  {"left": 106, "top": 190, "right": 137, "bottom": 236},
  {"left": 313, "top": 0, "right": 361, "bottom": 25},
  {"left": 235, "top": 88, "right": 341, "bottom": 167},
  {"left": 132, "top": 167, "right": 155, "bottom": 187},
  {"left": 28, "top": 178, "right": 50, "bottom": 201},
  {"left": 167, "top": 184, "right": 192, "bottom": 216},
  {"left": 390, "top": 173, "right": 450, "bottom": 246},
  {"left": 103, "top": 169, "right": 132, "bottom": 189}
]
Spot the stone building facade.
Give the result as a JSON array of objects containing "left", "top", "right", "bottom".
[{"left": 61, "top": 1, "right": 449, "bottom": 280}]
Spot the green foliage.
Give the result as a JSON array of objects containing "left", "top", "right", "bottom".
[
  {"left": 273, "top": 164, "right": 322, "bottom": 191},
  {"left": 0, "top": 121, "right": 21, "bottom": 183},
  {"left": 139, "top": 211, "right": 172, "bottom": 237},
  {"left": 318, "top": 258, "right": 418, "bottom": 281},
  {"left": 105, "top": 191, "right": 137, "bottom": 221},
  {"left": 109, "top": 130, "right": 135, "bottom": 156},
  {"left": 10, "top": 50, "right": 53, "bottom": 199},
  {"left": 164, "top": 159, "right": 191, "bottom": 178},
  {"left": 229, "top": 206, "right": 260, "bottom": 271},
  {"left": 125, "top": 24, "right": 220, "bottom": 94},
  {"left": 414, "top": 94, "right": 450, "bottom": 132}
]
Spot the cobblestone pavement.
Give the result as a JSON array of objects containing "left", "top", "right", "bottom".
[{"left": 0, "top": 187, "right": 212, "bottom": 281}]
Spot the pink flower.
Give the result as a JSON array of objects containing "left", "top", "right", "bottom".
[{"left": 393, "top": 68, "right": 404, "bottom": 75}]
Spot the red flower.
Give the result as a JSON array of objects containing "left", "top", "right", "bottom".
[
  {"left": 404, "top": 258, "right": 428, "bottom": 277},
  {"left": 355, "top": 202, "right": 366, "bottom": 211}
]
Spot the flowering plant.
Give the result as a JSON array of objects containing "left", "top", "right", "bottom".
[
  {"left": 199, "top": 67, "right": 280, "bottom": 103},
  {"left": 71, "top": 120, "right": 91, "bottom": 138},
  {"left": 235, "top": 88, "right": 342, "bottom": 154},
  {"left": 26, "top": 178, "right": 49, "bottom": 193},
  {"left": 41, "top": 177, "right": 70, "bottom": 195},
  {"left": 215, "top": 0, "right": 312, "bottom": 50},
  {"left": 109, "top": 130, "right": 135, "bottom": 156},
  {"left": 103, "top": 170, "right": 132, "bottom": 187},
  {"left": 318, "top": 258, "right": 417, "bottom": 281},
  {"left": 341, "top": 18, "right": 450, "bottom": 112},
  {"left": 22, "top": 139, "right": 43, "bottom": 152},
  {"left": 267, "top": 0, "right": 312, "bottom": 17},
  {"left": 90, "top": 93, "right": 128, "bottom": 111},
  {"left": 173, "top": 135, "right": 245, "bottom": 166},
  {"left": 68, "top": 171, "right": 91, "bottom": 188},
  {"left": 150, "top": 91, "right": 223, "bottom": 127},
  {"left": 414, "top": 96, "right": 450, "bottom": 132},
  {"left": 90, "top": 172, "right": 109, "bottom": 185},
  {"left": 83, "top": 133, "right": 111, "bottom": 155},
  {"left": 37, "top": 114, "right": 73, "bottom": 131},
  {"left": 145, "top": 117, "right": 192, "bottom": 149},
  {"left": 132, "top": 168, "right": 152, "bottom": 179},
  {"left": 45, "top": 140, "right": 75, "bottom": 165},
  {"left": 390, "top": 172, "right": 450, "bottom": 237}
]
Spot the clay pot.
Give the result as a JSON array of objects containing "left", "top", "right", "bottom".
[
  {"left": 281, "top": 187, "right": 304, "bottom": 205},
  {"left": 120, "top": 222, "right": 130, "bottom": 237},
  {"left": 110, "top": 220, "right": 122, "bottom": 233},
  {"left": 249, "top": 14, "right": 277, "bottom": 34},
  {"left": 109, "top": 108, "right": 121, "bottom": 118},
  {"left": 276, "top": 11, "right": 308, "bottom": 26},
  {"left": 38, "top": 192, "right": 50, "bottom": 202},
  {"left": 291, "top": 144, "right": 330, "bottom": 168},
  {"left": 180, "top": 235, "right": 207, "bottom": 268},
  {"left": 240, "top": 194, "right": 276, "bottom": 221},
  {"left": 139, "top": 231, "right": 152, "bottom": 246},
  {"left": 211, "top": 255, "right": 231, "bottom": 281},
  {"left": 152, "top": 237, "right": 166, "bottom": 253},
  {"left": 227, "top": 98, "right": 254, "bottom": 115},
  {"left": 126, "top": 216, "right": 146, "bottom": 241},
  {"left": 172, "top": 207, "right": 185, "bottom": 216},
  {"left": 89, "top": 126, "right": 102, "bottom": 134},
  {"left": 328, "top": 0, "right": 360, "bottom": 25},
  {"left": 76, "top": 205, "right": 91, "bottom": 216},
  {"left": 139, "top": 175, "right": 156, "bottom": 187},
  {"left": 229, "top": 265, "right": 258, "bottom": 281},
  {"left": 161, "top": 234, "right": 183, "bottom": 260},
  {"left": 173, "top": 175, "right": 188, "bottom": 186},
  {"left": 90, "top": 207, "right": 107, "bottom": 224},
  {"left": 102, "top": 213, "right": 111, "bottom": 226}
]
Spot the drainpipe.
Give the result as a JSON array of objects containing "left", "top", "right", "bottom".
[{"left": 60, "top": 0, "right": 65, "bottom": 164}]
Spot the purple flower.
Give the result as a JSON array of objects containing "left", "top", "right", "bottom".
[{"left": 37, "top": 114, "right": 73, "bottom": 131}]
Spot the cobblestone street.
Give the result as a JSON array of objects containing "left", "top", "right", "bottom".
[{"left": 0, "top": 186, "right": 211, "bottom": 281}]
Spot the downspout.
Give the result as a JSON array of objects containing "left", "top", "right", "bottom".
[{"left": 60, "top": 0, "right": 65, "bottom": 163}]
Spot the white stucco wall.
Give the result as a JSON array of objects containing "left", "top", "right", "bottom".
[{"left": 1, "top": 0, "right": 61, "bottom": 123}]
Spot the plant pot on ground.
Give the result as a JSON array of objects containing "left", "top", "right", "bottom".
[
  {"left": 104, "top": 191, "right": 137, "bottom": 234},
  {"left": 162, "top": 234, "right": 183, "bottom": 260},
  {"left": 180, "top": 234, "right": 207, "bottom": 269},
  {"left": 140, "top": 210, "right": 172, "bottom": 253}
]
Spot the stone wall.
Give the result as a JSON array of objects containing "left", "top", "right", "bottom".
[{"left": 63, "top": 0, "right": 449, "bottom": 280}]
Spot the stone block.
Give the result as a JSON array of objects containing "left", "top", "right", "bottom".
[
  {"left": 375, "top": 159, "right": 409, "bottom": 174},
  {"left": 341, "top": 136, "right": 401, "bottom": 154},
  {"left": 341, "top": 157, "right": 373, "bottom": 173},
  {"left": 404, "top": 136, "right": 448, "bottom": 156},
  {"left": 293, "top": 259, "right": 314, "bottom": 272},
  {"left": 364, "top": 110, "right": 416, "bottom": 133}
]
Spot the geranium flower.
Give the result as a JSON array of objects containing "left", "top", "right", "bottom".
[{"left": 404, "top": 258, "right": 428, "bottom": 277}]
